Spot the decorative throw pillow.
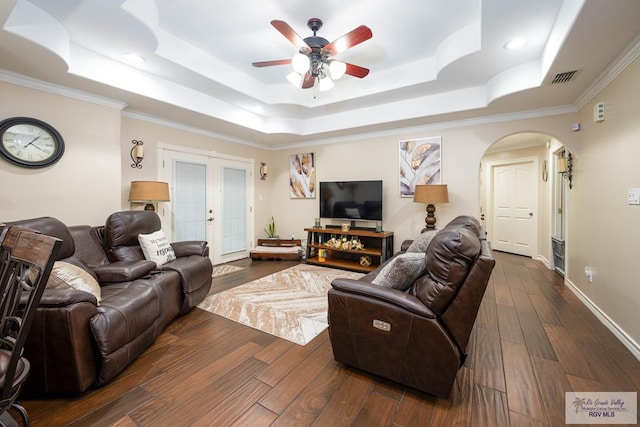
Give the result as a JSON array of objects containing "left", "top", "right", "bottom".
[
  {"left": 372, "top": 252, "right": 427, "bottom": 291},
  {"left": 406, "top": 229, "right": 438, "bottom": 253},
  {"left": 138, "top": 230, "right": 176, "bottom": 266},
  {"left": 47, "top": 261, "right": 102, "bottom": 305}
]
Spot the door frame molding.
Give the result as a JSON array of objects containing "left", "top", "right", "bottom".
[{"left": 484, "top": 155, "right": 539, "bottom": 257}]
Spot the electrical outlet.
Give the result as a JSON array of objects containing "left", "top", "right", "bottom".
[{"left": 584, "top": 266, "right": 593, "bottom": 283}]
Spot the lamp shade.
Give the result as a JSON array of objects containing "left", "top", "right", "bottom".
[
  {"left": 413, "top": 184, "right": 449, "bottom": 204},
  {"left": 128, "top": 181, "right": 170, "bottom": 202}
]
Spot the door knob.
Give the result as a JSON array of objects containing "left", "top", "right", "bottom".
[
  {"left": 529, "top": 212, "right": 534, "bottom": 217},
  {"left": 207, "top": 217, "right": 214, "bottom": 222}
]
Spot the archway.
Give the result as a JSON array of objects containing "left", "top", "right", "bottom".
[{"left": 480, "top": 131, "right": 569, "bottom": 272}]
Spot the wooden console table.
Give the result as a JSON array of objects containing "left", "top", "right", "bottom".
[{"left": 304, "top": 227, "right": 394, "bottom": 273}]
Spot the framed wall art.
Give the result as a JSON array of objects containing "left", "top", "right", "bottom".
[
  {"left": 399, "top": 136, "right": 441, "bottom": 197},
  {"left": 289, "top": 152, "right": 316, "bottom": 199}
]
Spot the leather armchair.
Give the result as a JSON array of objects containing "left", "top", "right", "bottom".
[{"left": 327, "top": 217, "right": 495, "bottom": 397}]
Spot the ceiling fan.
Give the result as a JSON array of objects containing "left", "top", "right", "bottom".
[{"left": 252, "top": 18, "right": 372, "bottom": 91}]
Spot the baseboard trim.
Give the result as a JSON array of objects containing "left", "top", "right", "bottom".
[
  {"left": 533, "top": 254, "right": 551, "bottom": 269},
  {"left": 564, "top": 279, "right": 640, "bottom": 361}
]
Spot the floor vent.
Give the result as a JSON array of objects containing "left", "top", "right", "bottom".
[{"left": 550, "top": 70, "right": 578, "bottom": 84}]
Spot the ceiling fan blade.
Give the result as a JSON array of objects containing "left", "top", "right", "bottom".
[
  {"left": 271, "top": 20, "right": 310, "bottom": 52},
  {"left": 323, "top": 25, "right": 372, "bottom": 56},
  {"left": 344, "top": 63, "right": 370, "bottom": 78},
  {"left": 302, "top": 73, "right": 316, "bottom": 89},
  {"left": 252, "top": 59, "right": 292, "bottom": 68}
]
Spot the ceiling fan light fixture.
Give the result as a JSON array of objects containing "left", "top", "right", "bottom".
[
  {"left": 319, "top": 76, "right": 334, "bottom": 92},
  {"left": 292, "top": 53, "right": 310, "bottom": 74},
  {"left": 329, "top": 60, "right": 346, "bottom": 80},
  {"left": 286, "top": 72, "right": 303, "bottom": 87}
]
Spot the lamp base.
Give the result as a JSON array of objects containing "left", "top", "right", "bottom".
[
  {"left": 144, "top": 203, "right": 155, "bottom": 211},
  {"left": 422, "top": 203, "right": 437, "bottom": 232}
]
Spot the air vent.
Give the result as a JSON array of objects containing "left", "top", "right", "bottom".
[{"left": 550, "top": 70, "right": 578, "bottom": 84}]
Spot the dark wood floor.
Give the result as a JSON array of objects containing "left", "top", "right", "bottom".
[{"left": 21, "top": 252, "right": 640, "bottom": 426}]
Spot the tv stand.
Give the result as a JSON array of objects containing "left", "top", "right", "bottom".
[{"left": 304, "top": 227, "right": 394, "bottom": 273}]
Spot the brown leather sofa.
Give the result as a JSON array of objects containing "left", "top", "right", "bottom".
[
  {"left": 9, "top": 211, "right": 212, "bottom": 394},
  {"left": 327, "top": 216, "right": 495, "bottom": 397}
]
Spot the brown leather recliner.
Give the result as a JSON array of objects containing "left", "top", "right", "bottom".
[
  {"left": 103, "top": 211, "right": 213, "bottom": 314},
  {"left": 327, "top": 216, "right": 495, "bottom": 397}
]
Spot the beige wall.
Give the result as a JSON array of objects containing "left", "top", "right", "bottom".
[
  {"left": 569, "top": 56, "right": 640, "bottom": 347},
  {"left": 0, "top": 81, "right": 121, "bottom": 225}
]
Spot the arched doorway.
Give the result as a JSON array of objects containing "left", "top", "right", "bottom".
[{"left": 480, "top": 132, "right": 569, "bottom": 272}]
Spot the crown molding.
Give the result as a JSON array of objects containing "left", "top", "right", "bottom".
[
  {"left": 0, "top": 70, "right": 127, "bottom": 110},
  {"left": 575, "top": 33, "right": 640, "bottom": 110},
  {"left": 277, "top": 105, "right": 578, "bottom": 151},
  {"left": 122, "top": 110, "right": 266, "bottom": 150},
  {"left": 1, "top": 69, "right": 578, "bottom": 152}
]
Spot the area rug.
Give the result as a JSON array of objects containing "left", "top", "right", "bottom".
[
  {"left": 212, "top": 264, "right": 245, "bottom": 278},
  {"left": 198, "top": 264, "right": 363, "bottom": 345}
]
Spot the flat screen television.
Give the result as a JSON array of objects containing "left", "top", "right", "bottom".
[{"left": 319, "top": 180, "right": 383, "bottom": 221}]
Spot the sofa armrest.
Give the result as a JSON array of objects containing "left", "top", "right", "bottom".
[
  {"left": 171, "top": 241, "right": 208, "bottom": 257},
  {"left": 330, "top": 278, "right": 435, "bottom": 318},
  {"left": 36, "top": 288, "right": 98, "bottom": 307},
  {"left": 24, "top": 290, "right": 99, "bottom": 394},
  {"left": 93, "top": 260, "right": 156, "bottom": 283},
  {"left": 400, "top": 239, "right": 413, "bottom": 252}
]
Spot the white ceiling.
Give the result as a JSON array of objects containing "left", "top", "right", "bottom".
[{"left": 1, "top": 0, "right": 639, "bottom": 149}]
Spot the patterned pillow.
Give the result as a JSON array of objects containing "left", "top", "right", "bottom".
[
  {"left": 406, "top": 229, "right": 439, "bottom": 253},
  {"left": 138, "top": 230, "right": 176, "bottom": 266},
  {"left": 47, "top": 261, "right": 102, "bottom": 305},
  {"left": 372, "top": 252, "right": 427, "bottom": 291}
]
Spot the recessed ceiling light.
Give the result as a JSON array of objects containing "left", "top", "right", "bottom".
[
  {"left": 504, "top": 38, "right": 526, "bottom": 50},
  {"left": 123, "top": 53, "right": 145, "bottom": 64}
]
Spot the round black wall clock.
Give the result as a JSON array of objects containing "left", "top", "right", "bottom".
[{"left": 0, "top": 117, "right": 65, "bottom": 168}]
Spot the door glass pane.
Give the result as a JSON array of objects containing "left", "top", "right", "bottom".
[
  {"left": 174, "top": 160, "right": 206, "bottom": 241},
  {"left": 222, "top": 167, "right": 246, "bottom": 254}
]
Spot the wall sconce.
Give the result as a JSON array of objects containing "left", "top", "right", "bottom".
[
  {"left": 130, "top": 140, "right": 144, "bottom": 169},
  {"left": 558, "top": 152, "right": 573, "bottom": 189},
  {"left": 259, "top": 162, "right": 268, "bottom": 180},
  {"left": 128, "top": 181, "right": 170, "bottom": 211},
  {"left": 413, "top": 184, "right": 449, "bottom": 232}
]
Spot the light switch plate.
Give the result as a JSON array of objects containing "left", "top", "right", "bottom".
[
  {"left": 594, "top": 102, "right": 605, "bottom": 122},
  {"left": 627, "top": 188, "right": 640, "bottom": 205}
]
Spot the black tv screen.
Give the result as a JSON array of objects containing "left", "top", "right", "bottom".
[{"left": 319, "top": 180, "right": 383, "bottom": 221}]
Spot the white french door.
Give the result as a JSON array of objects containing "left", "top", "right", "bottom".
[
  {"left": 159, "top": 146, "right": 254, "bottom": 265},
  {"left": 215, "top": 159, "right": 253, "bottom": 264}
]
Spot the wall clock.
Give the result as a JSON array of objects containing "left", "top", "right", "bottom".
[{"left": 0, "top": 117, "right": 65, "bottom": 168}]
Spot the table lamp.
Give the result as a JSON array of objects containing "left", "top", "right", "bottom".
[
  {"left": 413, "top": 184, "right": 449, "bottom": 232},
  {"left": 128, "top": 181, "right": 170, "bottom": 211}
]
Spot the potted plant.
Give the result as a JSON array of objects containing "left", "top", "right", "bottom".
[{"left": 264, "top": 216, "right": 278, "bottom": 239}]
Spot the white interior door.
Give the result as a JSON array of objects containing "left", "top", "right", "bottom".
[{"left": 491, "top": 160, "right": 537, "bottom": 256}]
